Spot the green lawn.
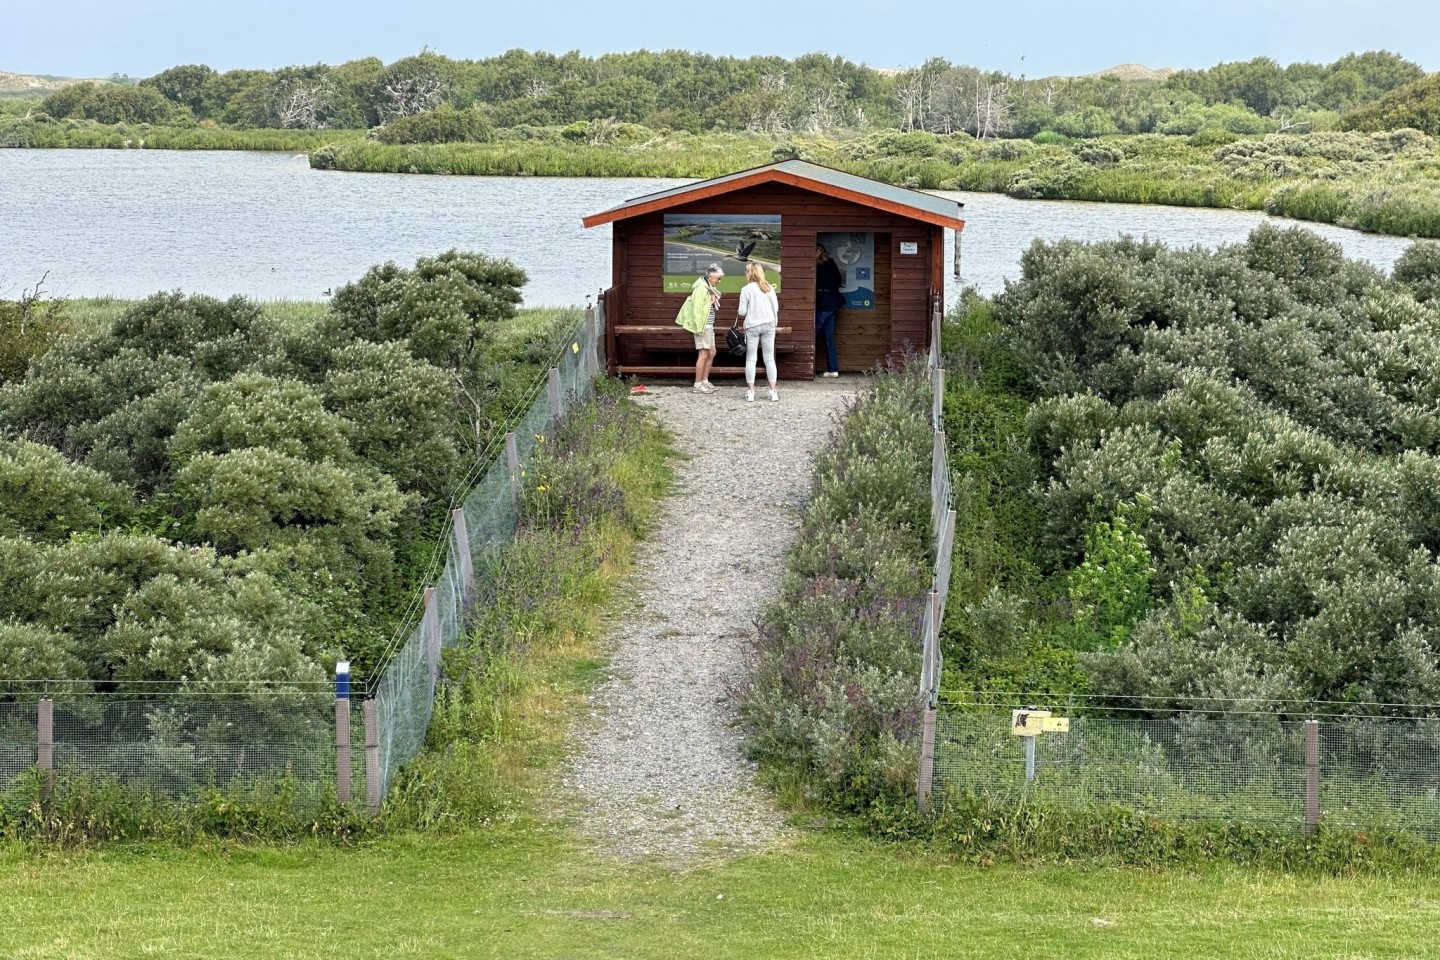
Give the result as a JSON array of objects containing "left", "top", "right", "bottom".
[{"left": 1, "top": 825, "right": 1433, "bottom": 959}]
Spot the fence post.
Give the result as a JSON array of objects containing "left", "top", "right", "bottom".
[
  {"left": 37, "top": 697, "right": 54, "bottom": 802},
  {"left": 917, "top": 705, "right": 938, "bottom": 812},
  {"left": 932, "top": 367, "right": 945, "bottom": 428},
  {"left": 364, "top": 698, "right": 381, "bottom": 815},
  {"left": 1305, "top": 719, "right": 1320, "bottom": 834},
  {"left": 547, "top": 366, "right": 562, "bottom": 421},
  {"left": 423, "top": 586, "right": 440, "bottom": 688},
  {"left": 584, "top": 305, "right": 598, "bottom": 383},
  {"left": 451, "top": 508, "right": 474, "bottom": 604},
  {"left": 335, "top": 661, "right": 352, "bottom": 804}
]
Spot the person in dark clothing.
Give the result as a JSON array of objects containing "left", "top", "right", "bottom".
[{"left": 814, "top": 243, "right": 845, "bottom": 377}]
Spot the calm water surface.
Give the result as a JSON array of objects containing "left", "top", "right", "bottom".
[{"left": 0, "top": 150, "right": 1419, "bottom": 305}]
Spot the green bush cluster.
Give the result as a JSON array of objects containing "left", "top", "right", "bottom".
[
  {"left": 373, "top": 104, "right": 495, "bottom": 145},
  {"left": 740, "top": 362, "right": 934, "bottom": 812},
  {"left": 946, "top": 226, "right": 1440, "bottom": 712},
  {"left": 38, "top": 82, "right": 184, "bottom": 125},
  {"left": 0, "top": 253, "right": 572, "bottom": 689}
]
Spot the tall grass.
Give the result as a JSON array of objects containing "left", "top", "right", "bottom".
[
  {"left": 2, "top": 120, "right": 364, "bottom": 151},
  {"left": 383, "top": 380, "right": 675, "bottom": 830}
]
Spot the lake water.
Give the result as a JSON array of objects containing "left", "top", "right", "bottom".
[{"left": 0, "top": 149, "right": 1420, "bottom": 306}]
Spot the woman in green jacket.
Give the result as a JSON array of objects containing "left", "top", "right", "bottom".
[{"left": 676, "top": 263, "right": 723, "bottom": 393}]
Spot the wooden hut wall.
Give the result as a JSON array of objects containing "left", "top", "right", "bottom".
[{"left": 609, "top": 182, "right": 936, "bottom": 379}]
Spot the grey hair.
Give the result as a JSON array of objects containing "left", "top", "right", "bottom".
[{"left": 706, "top": 263, "right": 724, "bottom": 277}]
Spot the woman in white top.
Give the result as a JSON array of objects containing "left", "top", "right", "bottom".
[{"left": 736, "top": 261, "right": 780, "bottom": 402}]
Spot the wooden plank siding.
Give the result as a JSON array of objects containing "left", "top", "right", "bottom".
[{"left": 604, "top": 182, "right": 940, "bottom": 380}]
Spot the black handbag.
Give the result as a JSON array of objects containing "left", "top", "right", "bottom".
[{"left": 726, "top": 320, "right": 746, "bottom": 357}]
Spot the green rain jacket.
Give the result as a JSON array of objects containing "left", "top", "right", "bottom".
[{"left": 675, "top": 276, "right": 717, "bottom": 335}]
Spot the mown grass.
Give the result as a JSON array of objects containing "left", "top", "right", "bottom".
[{"left": 4, "top": 826, "right": 1440, "bottom": 959}]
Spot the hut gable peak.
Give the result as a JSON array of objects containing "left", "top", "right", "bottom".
[{"left": 581, "top": 160, "right": 965, "bottom": 231}]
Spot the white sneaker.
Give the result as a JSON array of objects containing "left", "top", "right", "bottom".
[
  {"left": 694, "top": 383, "right": 708, "bottom": 393},
  {"left": 745, "top": 388, "right": 755, "bottom": 402},
  {"left": 700, "top": 382, "right": 716, "bottom": 394},
  {"left": 822, "top": 371, "right": 840, "bottom": 378},
  {"left": 768, "top": 388, "right": 778, "bottom": 402}
]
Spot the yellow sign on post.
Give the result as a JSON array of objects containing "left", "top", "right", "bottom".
[
  {"left": 1011, "top": 708, "right": 1070, "bottom": 783},
  {"left": 1010, "top": 710, "right": 1070, "bottom": 737}
]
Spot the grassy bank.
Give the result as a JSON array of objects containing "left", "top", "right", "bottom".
[
  {"left": 309, "top": 128, "right": 1440, "bottom": 239},
  {"left": 0, "top": 120, "right": 364, "bottom": 151}
]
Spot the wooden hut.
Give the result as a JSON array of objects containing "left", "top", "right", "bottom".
[{"left": 582, "top": 160, "right": 966, "bottom": 379}]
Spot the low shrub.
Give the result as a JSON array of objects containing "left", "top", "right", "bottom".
[{"left": 740, "top": 361, "right": 934, "bottom": 813}]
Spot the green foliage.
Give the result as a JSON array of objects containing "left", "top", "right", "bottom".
[
  {"left": 0, "top": 283, "right": 68, "bottom": 383},
  {"left": 0, "top": 439, "right": 133, "bottom": 542},
  {"left": 945, "top": 226, "right": 1440, "bottom": 711},
  {"left": 741, "top": 362, "right": 933, "bottom": 813},
  {"left": 385, "top": 385, "right": 674, "bottom": 831},
  {"left": 373, "top": 104, "right": 494, "bottom": 144},
  {"left": 39, "top": 82, "right": 183, "bottom": 125},
  {"left": 1067, "top": 499, "right": 1157, "bottom": 648},
  {"left": 0, "top": 257, "right": 567, "bottom": 692},
  {"left": 1343, "top": 72, "right": 1440, "bottom": 135}
]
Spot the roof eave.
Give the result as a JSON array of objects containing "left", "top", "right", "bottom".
[{"left": 581, "top": 167, "right": 966, "bottom": 231}]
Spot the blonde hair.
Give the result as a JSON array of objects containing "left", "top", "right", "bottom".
[{"left": 745, "top": 261, "right": 772, "bottom": 294}]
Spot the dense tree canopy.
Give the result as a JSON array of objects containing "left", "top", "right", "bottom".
[{"left": 103, "top": 48, "right": 1428, "bottom": 139}]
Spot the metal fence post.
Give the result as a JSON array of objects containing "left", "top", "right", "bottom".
[
  {"left": 547, "top": 366, "right": 562, "bottom": 421},
  {"left": 451, "top": 508, "right": 474, "bottom": 604},
  {"left": 335, "top": 661, "right": 352, "bottom": 804},
  {"left": 37, "top": 697, "right": 54, "bottom": 802},
  {"left": 917, "top": 705, "right": 938, "bottom": 812},
  {"left": 364, "top": 698, "right": 381, "bottom": 815},
  {"left": 423, "top": 587, "right": 440, "bottom": 688},
  {"left": 1305, "top": 719, "right": 1320, "bottom": 833}
]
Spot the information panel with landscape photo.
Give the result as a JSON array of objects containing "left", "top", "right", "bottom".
[{"left": 663, "top": 214, "right": 781, "bottom": 293}]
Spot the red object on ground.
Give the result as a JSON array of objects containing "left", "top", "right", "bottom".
[{"left": 630, "top": 384, "right": 651, "bottom": 394}]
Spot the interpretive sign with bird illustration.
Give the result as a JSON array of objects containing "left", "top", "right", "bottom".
[{"left": 663, "top": 214, "right": 782, "bottom": 293}]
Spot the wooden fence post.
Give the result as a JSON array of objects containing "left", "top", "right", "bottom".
[
  {"left": 335, "top": 697, "right": 351, "bottom": 804},
  {"left": 37, "top": 698, "right": 53, "bottom": 802},
  {"left": 584, "top": 306, "right": 598, "bottom": 383},
  {"left": 547, "top": 366, "right": 562, "bottom": 421},
  {"left": 451, "top": 509, "right": 474, "bottom": 604},
  {"left": 364, "top": 698, "right": 381, "bottom": 815},
  {"left": 505, "top": 431, "right": 520, "bottom": 483},
  {"left": 917, "top": 706, "right": 938, "bottom": 812},
  {"left": 1305, "top": 719, "right": 1320, "bottom": 834},
  {"left": 423, "top": 587, "right": 440, "bottom": 687},
  {"left": 932, "top": 367, "right": 945, "bottom": 427}
]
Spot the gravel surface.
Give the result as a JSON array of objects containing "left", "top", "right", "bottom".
[{"left": 565, "top": 376, "right": 856, "bottom": 864}]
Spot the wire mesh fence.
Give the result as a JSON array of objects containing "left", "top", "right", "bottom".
[
  {"left": 361, "top": 303, "right": 606, "bottom": 801},
  {"left": 0, "top": 301, "right": 608, "bottom": 815},
  {"left": 933, "top": 706, "right": 1440, "bottom": 839}
]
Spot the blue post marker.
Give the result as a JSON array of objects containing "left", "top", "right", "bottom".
[{"left": 335, "top": 661, "right": 353, "bottom": 802}]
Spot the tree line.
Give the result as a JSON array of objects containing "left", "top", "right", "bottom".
[{"left": 28, "top": 48, "right": 1431, "bottom": 138}]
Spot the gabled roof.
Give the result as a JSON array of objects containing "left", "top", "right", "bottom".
[{"left": 581, "top": 159, "right": 966, "bottom": 231}]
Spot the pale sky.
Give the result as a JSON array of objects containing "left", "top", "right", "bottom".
[{"left": 8, "top": 0, "right": 1439, "bottom": 79}]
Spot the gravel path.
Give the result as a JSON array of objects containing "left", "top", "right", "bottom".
[{"left": 565, "top": 376, "right": 856, "bottom": 863}]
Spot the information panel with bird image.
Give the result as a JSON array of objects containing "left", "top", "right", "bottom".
[{"left": 663, "top": 214, "right": 781, "bottom": 293}]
